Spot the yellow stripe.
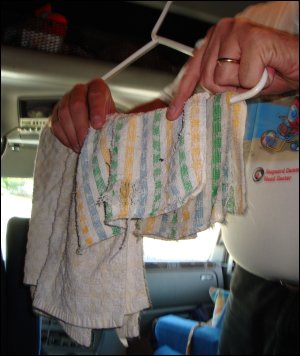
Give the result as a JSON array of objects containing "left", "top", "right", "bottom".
[
  {"left": 180, "top": 204, "right": 190, "bottom": 236},
  {"left": 77, "top": 199, "right": 83, "bottom": 210},
  {"left": 228, "top": 92, "right": 241, "bottom": 132},
  {"left": 77, "top": 190, "right": 93, "bottom": 243},
  {"left": 166, "top": 117, "right": 174, "bottom": 155},
  {"left": 119, "top": 114, "right": 138, "bottom": 218},
  {"left": 227, "top": 92, "right": 243, "bottom": 210},
  {"left": 143, "top": 216, "right": 156, "bottom": 234},
  {"left": 85, "top": 237, "right": 94, "bottom": 246},
  {"left": 82, "top": 225, "right": 89, "bottom": 234},
  {"left": 99, "top": 131, "right": 110, "bottom": 174},
  {"left": 190, "top": 97, "right": 201, "bottom": 183},
  {"left": 164, "top": 117, "right": 174, "bottom": 210}
]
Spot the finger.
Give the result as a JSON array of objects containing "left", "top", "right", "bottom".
[
  {"left": 198, "top": 33, "right": 222, "bottom": 93},
  {"left": 166, "top": 28, "right": 218, "bottom": 121},
  {"left": 215, "top": 60, "right": 240, "bottom": 87},
  {"left": 240, "top": 28, "right": 299, "bottom": 92},
  {"left": 68, "top": 84, "right": 90, "bottom": 148},
  {"left": 200, "top": 18, "right": 240, "bottom": 93},
  {"left": 51, "top": 120, "right": 72, "bottom": 149},
  {"left": 265, "top": 67, "right": 275, "bottom": 87},
  {"left": 238, "top": 27, "right": 277, "bottom": 89},
  {"left": 88, "top": 79, "right": 117, "bottom": 129},
  {"left": 50, "top": 104, "right": 72, "bottom": 148},
  {"left": 260, "top": 71, "right": 296, "bottom": 95},
  {"left": 58, "top": 92, "right": 81, "bottom": 153},
  {"left": 166, "top": 44, "right": 206, "bottom": 121},
  {"left": 214, "top": 61, "right": 241, "bottom": 91}
]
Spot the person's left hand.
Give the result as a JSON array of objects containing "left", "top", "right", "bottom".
[{"left": 166, "top": 18, "right": 299, "bottom": 121}]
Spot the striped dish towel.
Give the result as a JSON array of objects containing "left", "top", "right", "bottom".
[{"left": 76, "top": 92, "right": 247, "bottom": 250}]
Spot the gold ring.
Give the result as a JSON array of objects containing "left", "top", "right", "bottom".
[{"left": 217, "top": 57, "right": 240, "bottom": 64}]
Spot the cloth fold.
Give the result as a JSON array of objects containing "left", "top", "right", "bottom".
[{"left": 24, "top": 92, "right": 247, "bottom": 347}]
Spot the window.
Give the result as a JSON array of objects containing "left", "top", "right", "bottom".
[
  {"left": 1, "top": 177, "right": 33, "bottom": 261},
  {"left": 143, "top": 224, "right": 220, "bottom": 262},
  {"left": 1, "top": 177, "right": 219, "bottom": 263}
]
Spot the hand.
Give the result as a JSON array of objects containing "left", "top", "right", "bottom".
[
  {"left": 167, "top": 18, "right": 299, "bottom": 120},
  {"left": 50, "top": 78, "right": 117, "bottom": 153}
]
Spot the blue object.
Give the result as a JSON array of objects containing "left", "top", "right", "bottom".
[
  {"left": 155, "top": 315, "right": 199, "bottom": 355},
  {"left": 153, "top": 313, "right": 224, "bottom": 355},
  {"left": 154, "top": 344, "right": 183, "bottom": 355},
  {"left": 192, "top": 326, "right": 221, "bottom": 355}
]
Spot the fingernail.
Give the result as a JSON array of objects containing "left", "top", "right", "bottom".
[
  {"left": 266, "top": 66, "right": 275, "bottom": 86},
  {"left": 266, "top": 66, "right": 275, "bottom": 77},
  {"left": 166, "top": 104, "right": 178, "bottom": 120},
  {"left": 91, "top": 115, "right": 102, "bottom": 128}
]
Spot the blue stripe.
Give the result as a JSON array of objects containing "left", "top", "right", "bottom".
[
  {"left": 80, "top": 134, "right": 108, "bottom": 240},
  {"left": 193, "top": 192, "right": 204, "bottom": 230},
  {"left": 222, "top": 160, "right": 229, "bottom": 206},
  {"left": 158, "top": 212, "right": 169, "bottom": 236},
  {"left": 136, "top": 113, "right": 149, "bottom": 217},
  {"left": 91, "top": 130, "right": 106, "bottom": 195},
  {"left": 168, "top": 117, "right": 183, "bottom": 205}
]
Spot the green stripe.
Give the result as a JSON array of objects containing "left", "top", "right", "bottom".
[
  {"left": 150, "top": 111, "right": 163, "bottom": 216},
  {"left": 226, "top": 187, "right": 235, "bottom": 213},
  {"left": 211, "top": 95, "right": 222, "bottom": 202},
  {"left": 170, "top": 211, "right": 178, "bottom": 239},
  {"left": 109, "top": 118, "right": 124, "bottom": 188},
  {"left": 92, "top": 131, "right": 121, "bottom": 236},
  {"left": 92, "top": 131, "right": 106, "bottom": 195},
  {"left": 107, "top": 119, "right": 125, "bottom": 234},
  {"left": 178, "top": 134, "right": 193, "bottom": 193}
]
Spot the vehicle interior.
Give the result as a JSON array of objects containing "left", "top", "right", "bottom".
[{"left": 2, "top": 1, "right": 268, "bottom": 355}]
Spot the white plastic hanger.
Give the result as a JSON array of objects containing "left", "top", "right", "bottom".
[
  {"left": 229, "top": 69, "right": 268, "bottom": 104},
  {"left": 101, "top": 1, "right": 268, "bottom": 104},
  {"left": 101, "top": 1, "right": 194, "bottom": 81}
]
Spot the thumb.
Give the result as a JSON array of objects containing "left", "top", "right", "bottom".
[
  {"left": 166, "top": 53, "right": 202, "bottom": 121},
  {"left": 88, "top": 79, "right": 117, "bottom": 129},
  {"left": 166, "top": 36, "right": 209, "bottom": 121}
]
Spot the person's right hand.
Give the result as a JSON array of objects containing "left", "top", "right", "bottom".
[{"left": 50, "top": 78, "right": 117, "bottom": 153}]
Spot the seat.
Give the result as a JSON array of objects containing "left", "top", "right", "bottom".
[
  {"left": 4, "top": 217, "right": 41, "bottom": 355},
  {"left": 153, "top": 314, "right": 221, "bottom": 355},
  {"left": 1, "top": 248, "right": 7, "bottom": 354},
  {"left": 153, "top": 288, "right": 229, "bottom": 355}
]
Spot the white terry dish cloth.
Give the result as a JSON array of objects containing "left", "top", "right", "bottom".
[{"left": 24, "top": 127, "right": 150, "bottom": 347}]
